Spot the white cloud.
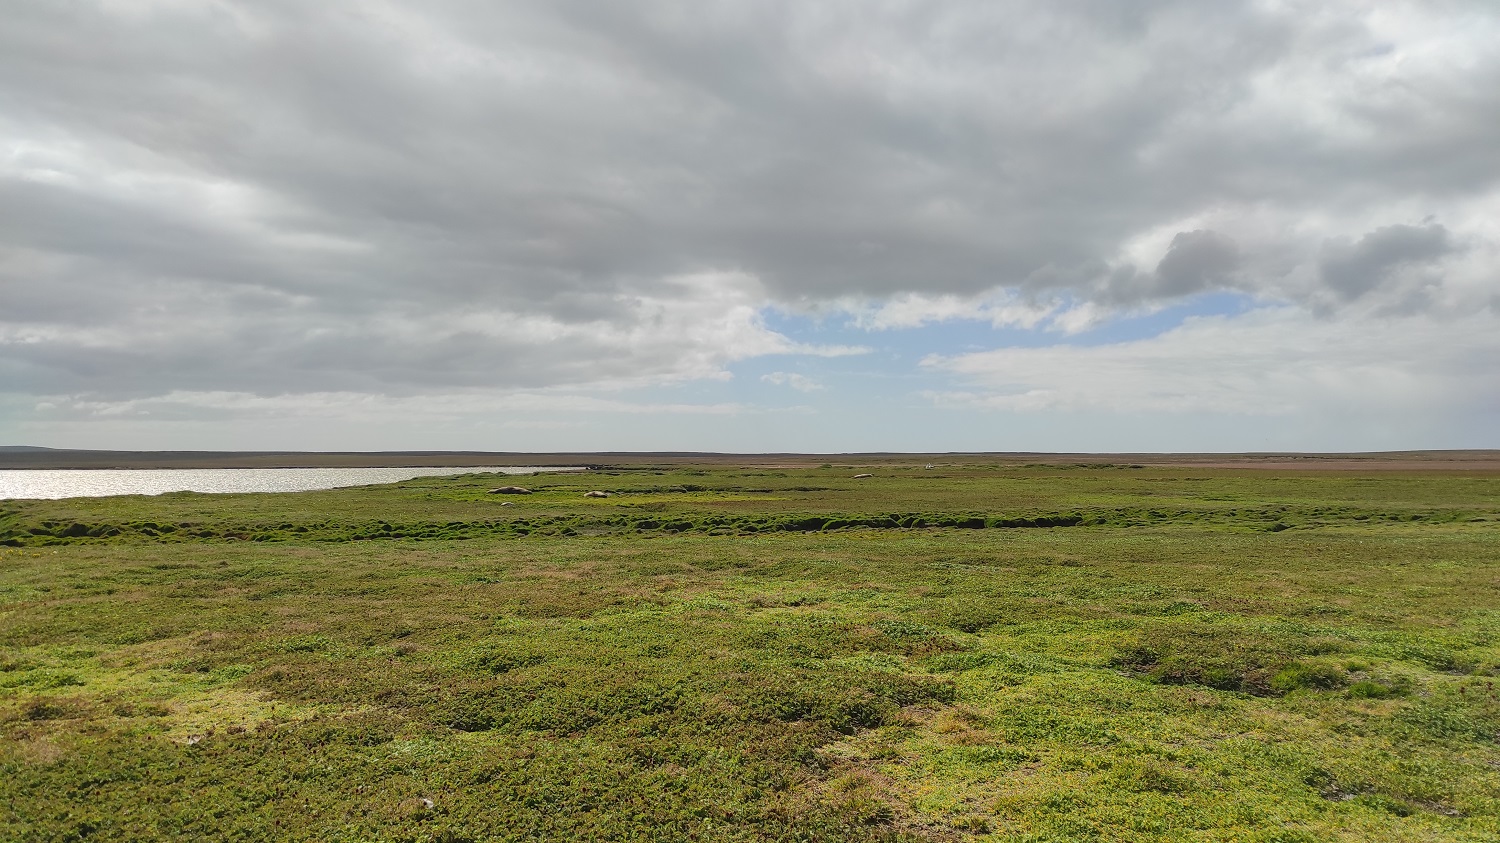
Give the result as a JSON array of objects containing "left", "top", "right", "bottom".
[
  {"left": 42, "top": 389, "right": 754, "bottom": 421},
  {"left": 760, "top": 372, "right": 823, "bottom": 392},
  {"left": 844, "top": 289, "right": 1059, "bottom": 331},
  {"left": 0, "top": 268, "right": 864, "bottom": 396},
  {"left": 923, "top": 307, "right": 1500, "bottom": 420}
]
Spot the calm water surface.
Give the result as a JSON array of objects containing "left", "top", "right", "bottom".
[{"left": 0, "top": 467, "right": 576, "bottom": 500}]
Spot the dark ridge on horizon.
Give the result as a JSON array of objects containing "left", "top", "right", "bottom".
[{"left": 1, "top": 448, "right": 1497, "bottom": 471}]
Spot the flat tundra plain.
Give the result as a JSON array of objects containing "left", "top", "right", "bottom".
[{"left": 1, "top": 455, "right": 1498, "bottom": 841}]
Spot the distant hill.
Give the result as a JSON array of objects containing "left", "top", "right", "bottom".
[{"left": 0, "top": 448, "right": 1496, "bottom": 471}]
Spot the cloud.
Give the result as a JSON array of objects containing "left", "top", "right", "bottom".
[
  {"left": 34, "top": 389, "right": 756, "bottom": 423},
  {"left": 1089, "top": 229, "right": 1243, "bottom": 307},
  {"left": 1151, "top": 230, "right": 1242, "bottom": 297},
  {"left": 760, "top": 372, "right": 822, "bottom": 392},
  {"left": 0, "top": 268, "right": 861, "bottom": 398},
  {"left": 1318, "top": 223, "right": 1455, "bottom": 302},
  {"left": 843, "top": 290, "right": 1058, "bottom": 331},
  {"left": 1, "top": 1, "right": 1497, "bottom": 446},
  {"left": 923, "top": 308, "right": 1500, "bottom": 420}
]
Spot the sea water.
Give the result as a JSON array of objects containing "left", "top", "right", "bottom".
[{"left": 0, "top": 466, "right": 577, "bottom": 500}]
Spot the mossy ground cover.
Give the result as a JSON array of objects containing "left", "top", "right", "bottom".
[
  {"left": 4, "top": 464, "right": 1494, "bottom": 546},
  {"left": 1, "top": 463, "right": 1498, "bottom": 841}
]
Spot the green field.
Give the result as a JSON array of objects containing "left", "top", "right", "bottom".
[{"left": 2, "top": 462, "right": 1498, "bottom": 841}]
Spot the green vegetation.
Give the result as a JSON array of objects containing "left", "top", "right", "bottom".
[{"left": 2, "top": 462, "right": 1498, "bottom": 841}]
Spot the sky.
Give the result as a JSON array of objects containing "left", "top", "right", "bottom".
[{"left": 3, "top": 0, "right": 1498, "bottom": 453}]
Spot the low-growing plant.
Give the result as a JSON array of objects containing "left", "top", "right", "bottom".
[
  {"left": 1347, "top": 679, "right": 1399, "bottom": 698},
  {"left": 1270, "top": 660, "right": 1348, "bottom": 693}
]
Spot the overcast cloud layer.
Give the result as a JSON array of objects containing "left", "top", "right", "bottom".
[{"left": 3, "top": 0, "right": 1497, "bottom": 451}]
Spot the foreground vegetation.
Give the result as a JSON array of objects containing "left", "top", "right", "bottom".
[{"left": 2, "top": 461, "right": 1498, "bottom": 841}]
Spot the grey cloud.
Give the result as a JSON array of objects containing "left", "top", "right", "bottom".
[
  {"left": 3, "top": 313, "right": 697, "bottom": 399},
  {"left": 1100, "top": 229, "right": 1241, "bottom": 303},
  {"left": 1319, "top": 224, "right": 1455, "bottom": 301},
  {"left": 1154, "top": 231, "right": 1240, "bottom": 296},
  {"left": 2, "top": 0, "right": 1498, "bottom": 403}
]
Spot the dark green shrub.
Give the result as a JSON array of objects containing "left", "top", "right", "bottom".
[
  {"left": 473, "top": 649, "right": 549, "bottom": 674},
  {"left": 1270, "top": 661, "right": 1347, "bottom": 693},
  {"left": 928, "top": 599, "right": 1008, "bottom": 633},
  {"left": 1112, "top": 624, "right": 1332, "bottom": 696},
  {"left": 1347, "top": 680, "right": 1399, "bottom": 699}
]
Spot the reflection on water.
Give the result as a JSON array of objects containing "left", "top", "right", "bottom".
[{"left": 0, "top": 467, "right": 577, "bottom": 500}]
